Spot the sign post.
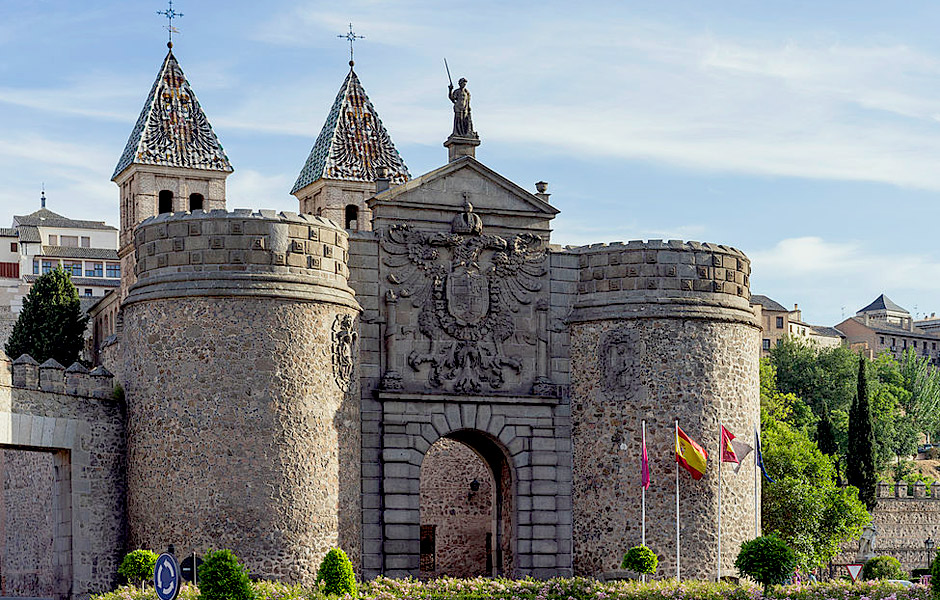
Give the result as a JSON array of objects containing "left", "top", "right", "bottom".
[{"left": 154, "top": 552, "right": 181, "bottom": 600}]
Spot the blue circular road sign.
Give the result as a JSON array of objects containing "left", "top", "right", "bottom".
[{"left": 154, "top": 553, "right": 181, "bottom": 600}]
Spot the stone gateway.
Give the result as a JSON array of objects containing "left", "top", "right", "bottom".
[{"left": 1, "top": 45, "right": 761, "bottom": 598}]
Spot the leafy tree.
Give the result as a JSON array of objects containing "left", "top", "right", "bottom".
[
  {"left": 900, "top": 347, "right": 940, "bottom": 438},
  {"left": 761, "top": 418, "right": 870, "bottom": 568},
  {"left": 5, "top": 268, "right": 88, "bottom": 365},
  {"left": 930, "top": 548, "right": 940, "bottom": 599},
  {"left": 847, "top": 355, "right": 878, "bottom": 510},
  {"left": 771, "top": 339, "right": 857, "bottom": 427},
  {"left": 760, "top": 358, "right": 814, "bottom": 432},
  {"left": 118, "top": 549, "right": 158, "bottom": 589},
  {"left": 199, "top": 549, "right": 253, "bottom": 600},
  {"left": 735, "top": 535, "right": 798, "bottom": 593},
  {"left": 316, "top": 547, "right": 357, "bottom": 596},
  {"left": 621, "top": 545, "right": 658, "bottom": 575},
  {"left": 862, "top": 555, "right": 905, "bottom": 580}
]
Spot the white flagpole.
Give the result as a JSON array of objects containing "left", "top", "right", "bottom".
[
  {"left": 675, "top": 418, "right": 680, "bottom": 580},
  {"left": 642, "top": 419, "right": 647, "bottom": 583},
  {"left": 717, "top": 423, "right": 722, "bottom": 582},
  {"left": 642, "top": 419, "right": 647, "bottom": 548},
  {"left": 754, "top": 426, "right": 760, "bottom": 537}
]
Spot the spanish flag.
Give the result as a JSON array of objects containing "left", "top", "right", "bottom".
[{"left": 676, "top": 425, "right": 708, "bottom": 480}]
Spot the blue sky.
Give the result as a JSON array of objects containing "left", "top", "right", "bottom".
[{"left": 3, "top": 1, "right": 940, "bottom": 326}]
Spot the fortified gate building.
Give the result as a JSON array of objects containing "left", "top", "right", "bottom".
[{"left": 0, "top": 43, "right": 760, "bottom": 598}]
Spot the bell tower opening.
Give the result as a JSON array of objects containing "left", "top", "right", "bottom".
[
  {"left": 344, "top": 204, "right": 359, "bottom": 230},
  {"left": 158, "top": 190, "right": 173, "bottom": 214},
  {"left": 189, "top": 193, "right": 204, "bottom": 211}
]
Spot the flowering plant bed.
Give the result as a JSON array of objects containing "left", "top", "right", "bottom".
[{"left": 91, "top": 577, "right": 929, "bottom": 600}]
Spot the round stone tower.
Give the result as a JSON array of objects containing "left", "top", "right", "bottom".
[
  {"left": 568, "top": 240, "right": 759, "bottom": 579},
  {"left": 121, "top": 209, "right": 361, "bottom": 584}
]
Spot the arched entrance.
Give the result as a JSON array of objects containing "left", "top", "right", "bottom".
[{"left": 418, "top": 431, "right": 513, "bottom": 578}]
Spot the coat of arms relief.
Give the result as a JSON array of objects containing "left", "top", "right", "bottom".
[{"left": 380, "top": 200, "right": 548, "bottom": 394}]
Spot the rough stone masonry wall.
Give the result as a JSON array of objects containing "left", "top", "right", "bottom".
[
  {"left": 568, "top": 240, "right": 760, "bottom": 580},
  {"left": 832, "top": 482, "right": 940, "bottom": 572},
  {"left": 0, "top": 356, "right": 123, "bottom": 600},
  {"left": 121, "top": 210, "right": 361, "bottom": 587},
  {"left": 1, "top": 448, "right": 55, "bottom": 597},
  {"left": 419, "top": 437, "right": 495, "bottom": 578}
]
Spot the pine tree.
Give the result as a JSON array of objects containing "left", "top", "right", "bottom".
[
  {"left": 5, "top": 268, "right": 88, "bottom": 366},
  {"left": 846, "top": 354, "right": 877, "bottom": 510}
]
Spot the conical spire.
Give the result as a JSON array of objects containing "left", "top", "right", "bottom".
[
  {"left": 291, "top": 68, "right": 409, "bottom": 194},
  {"left": 112, "top": 49, "right": 232, "bottom": 180}
]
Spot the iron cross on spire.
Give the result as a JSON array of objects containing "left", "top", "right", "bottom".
[
  {"left": 156, "top": 0, "right": 183, "bottom": 47},
  {"left": 338, "top": 23, "right": 364, "bottom": 67}
]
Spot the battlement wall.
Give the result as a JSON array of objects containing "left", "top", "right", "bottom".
[
  {"left": 0, "top": 352, "right": 125, "bottom": 598},
  {"left": 127, "top": 209, "right": 356, "bottom": 308},
  {"left": 565, "top": 239, "right": 755, "bottom": 325}
]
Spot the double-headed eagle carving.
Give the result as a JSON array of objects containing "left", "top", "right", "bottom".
[{"left": 381, "top": 205, "right": 546, "bottom": 393}]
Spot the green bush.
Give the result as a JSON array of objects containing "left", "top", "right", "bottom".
[
  {"left": 863, "top": 555, "right": 905, "bottom": 580},
  {"left": 118, "top": 549, "right": 158, "bottom": 588},
  {"left": 316, "top": 547, "right": 356, "bottom": 596},
  {"left": 930, "top": 548, "right": 940, "bottom": 598},
  {"left": 621, "top": 545, "right": 658, "bottom": 574},
  {"left": 199, "top": 549, "right": 254, "bottom": 600},
  {"left": 734, "top": 535, "right": 797, "bottom": 592}
]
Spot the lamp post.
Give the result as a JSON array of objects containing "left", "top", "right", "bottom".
[{"left": 925, "top": 537, "right": 935, "bottom": 570}]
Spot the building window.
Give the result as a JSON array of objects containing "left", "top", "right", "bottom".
[
  {"left": 86, "top": 262, "right": 103, "bottom": 277},
  {"left": 60, "top": 235, "right": 78, "bottom": 247},
  {"left": 158, "top": 190, "right": 173, "bottom": 214},
  {"left": 892, "top": 338, "right": 896, "bottom": 347},
  {"left": 9, "top": 242, "right": 16, "bottom": 253},
  {"left": 32, "top": 259, "right": 39, "bottom": 274},
  {"left": 934, "top": 343, "right": 937, "bottom": 350},
  {"left": 775, "top": 316, "right": 784, "bottom": 329},
  {"left": 81, "top": 236, "right": 90, "bottom": 248},
  {"left": 84, "top": 289, "right": 92, "bottom": 296},
  {"left": 762, "top": 339, "right": 771, "bottom": 350},
  {"left": 345, "top": 204, "right": 359, "bottom": 230},
  {"left": 880, "top": 336, "right": 885, "bottom": 345},
  {"left": 904, "top": 340, "right": 908, "bottom": 348},
  {"left": 420, "top": 524, "right": 436, "bottom": 572},
  {"left": 189, "top": 193, "right": 204, "bottom": 211},
  {"left": 63, "top": 261, "right": 81, "bottom": 277},
  {"left": 915, "top": 341, "right": 919, "bottom": 348},
  {"left": 41, "top": 259, "right": 56, "bottom": 274},
  {"left": 48, "top": 234, "right": 57, "bottom": 245},
  {"left": 106, "top": 263, "right": 120, "bottom": 278}
]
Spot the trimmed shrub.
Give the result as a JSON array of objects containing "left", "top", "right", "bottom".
[
  {"left": 316, "top": 547, "right": 356, "bottom": 596},
  {"left": 621, "top": 545, "right": 658, "bottom": 575},
  {"left": 118, "top": 549, "right": 158, "bottom": 588},
  {"left": 864, "top": 555, "right": 905, "bottom": 581},
  {"left": 734, "top": 535, "right": 797, "bottom": 593},
  {"left": 930, "top": 548, "right": 940, "bottom": 598},
  {"left": 199, "top": 549, "right": 253, "bottom": 600}
]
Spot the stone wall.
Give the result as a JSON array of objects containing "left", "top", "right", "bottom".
[
  {"left": 568, "top": 240, "right": 760, "bottom": 580},
  {"left": 833, "top": 481, "right": 940, "bottom": 572},
  {"left": 0, "top": 355, "right": 123, "bottom": 600},
  {"left": 121, "top": 209, "right": 361, "bottom": 586},
  {"left": 1, "top": 448, "right": 55, "bottom": 597},
  {"left": 419, "top": 438, "right": 494, "bottom": 578}
]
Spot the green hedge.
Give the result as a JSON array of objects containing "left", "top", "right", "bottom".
[{"left": 91, "top": 577, "right": 931, "bottom": 600}]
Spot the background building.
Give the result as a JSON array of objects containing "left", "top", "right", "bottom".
[{"left": 835, "top": 294, "right": 940, "bottom": 363}]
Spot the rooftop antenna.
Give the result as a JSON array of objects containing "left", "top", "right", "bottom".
[
  {"left": 338, "top": 23, "right": 364, "bottom": 67},
  {"left": 41, "top": 183, "right": 46, "bottom": 209},
  {"left": 157, "top": 0, "right": 183, "bottom": 49}
]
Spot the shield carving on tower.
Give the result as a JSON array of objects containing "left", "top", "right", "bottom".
[{"left": 446, "top": 265, "right": 490, "bottom": 326}]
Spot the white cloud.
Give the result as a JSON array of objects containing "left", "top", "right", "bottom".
[
  {"left": 750, "top": 237, "right": 940, "bottom": 325},
  {"left": 226, "top": 170, "right": 297, "bottom": 213}
]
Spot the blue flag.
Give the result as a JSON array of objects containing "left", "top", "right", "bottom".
[{"left": 755, "top": 427, "right": 774, "bottom": 482}]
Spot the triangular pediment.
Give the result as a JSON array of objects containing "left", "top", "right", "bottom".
[
  {"left": 369, "top": 156, "right": 558, "bottom": 221},
  {"left": 112, "top": 49, "right": 232, "bottom": 180}
]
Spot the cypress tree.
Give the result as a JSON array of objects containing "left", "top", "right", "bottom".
[
  {"left": 846, "top": 354, "right": 877, "bottom": 509},
  {"left": 5, "top": 268, "right": 88, "bottom": 366}
]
